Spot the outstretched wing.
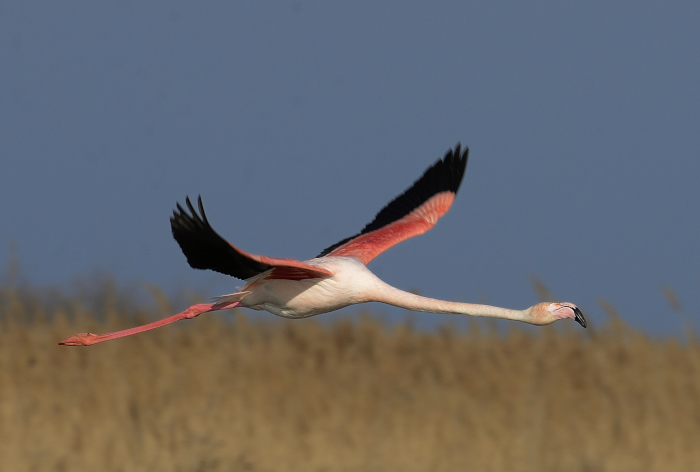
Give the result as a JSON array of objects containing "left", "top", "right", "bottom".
[
  {"left": 317, "top": 144, "right": 468, "bottom": 265},
  {"left": 171, "top": 196, "right": 333, "bottom": 281}
]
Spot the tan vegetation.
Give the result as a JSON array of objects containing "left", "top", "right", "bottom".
[{"left": 1, "top": 282, "right": 699, "bottom": 472}]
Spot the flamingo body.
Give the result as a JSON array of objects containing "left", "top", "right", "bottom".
[
  {"left": 233, "top": 257, "right": 376, "bottom": 318},
  {"left": 60, "top": 144, "right": 585, "bottom": 347}
]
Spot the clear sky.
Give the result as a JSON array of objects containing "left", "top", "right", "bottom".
[{"left": 1, "top": 2, "right": 698, "bottom": 335}]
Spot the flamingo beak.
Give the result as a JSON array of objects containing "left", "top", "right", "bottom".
[{"left": 573, "top": 306, "right": 587, "bottom": 328}]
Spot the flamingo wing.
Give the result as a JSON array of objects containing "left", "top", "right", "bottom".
[
  {"left": 317, "top": 144, "right": 468, "bottom": 265},
  {"left": 171, "top": 196, "right": 333, "bottom": 281}
]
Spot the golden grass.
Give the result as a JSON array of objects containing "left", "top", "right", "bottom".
[{"left": 1, "top": 283, "right": 699, "bottom": 472}]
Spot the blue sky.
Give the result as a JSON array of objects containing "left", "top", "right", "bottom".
[{"left": 1, "top": 2, "right": 698, "bottom": 335}]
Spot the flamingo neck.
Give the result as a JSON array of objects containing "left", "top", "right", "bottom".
[{"left": 370, "top": 282, "right": 529, "bottom": 323}]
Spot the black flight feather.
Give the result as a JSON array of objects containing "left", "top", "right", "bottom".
[{"left": 170, "top": 196, "right": 273, "bottom": 279}]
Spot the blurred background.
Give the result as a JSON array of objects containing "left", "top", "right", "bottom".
[
  {"left": 1, "top": 1, "right": 698, "bottom": 335},
  {"left": 1, "top": 3, "right": 699, "bottom": 471}
]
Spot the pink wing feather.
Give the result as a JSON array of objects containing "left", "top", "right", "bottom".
[{"left": 318, "top": 144, "right": 468, "bottom": 265}]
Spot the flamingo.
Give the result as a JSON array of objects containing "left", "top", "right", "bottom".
[{"left": 60, "top": 144, "right": 585, "bottom": 346}]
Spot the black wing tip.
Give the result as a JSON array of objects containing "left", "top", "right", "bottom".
[
  {"left": 441, "top": 143, "right": 469, "bottom": 195},
  {"left": 171, "top": 195, "right": 205, "bottom": 228},
  {"left": 170, "top": 195, "right": 212, "bottom": 270},
  {"left": 401, "top": 142, "right": 469, "bottom": 203},
  {"left": 448, "top": 142, "right": 469, "bottom": 160}
]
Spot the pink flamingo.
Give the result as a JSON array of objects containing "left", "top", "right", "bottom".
[{"left": 60, "top": 144, "right": 585, "bottom": 346}]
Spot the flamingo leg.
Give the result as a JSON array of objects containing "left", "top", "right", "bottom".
[{"left": 58, "top": 301, "right": 242, "bottom": 346}]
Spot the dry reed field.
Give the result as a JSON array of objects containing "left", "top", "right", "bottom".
[{"left": 1, "top": 281, "right": 699, "bottom": 472}]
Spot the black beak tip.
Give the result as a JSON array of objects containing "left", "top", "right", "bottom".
[{"left": 573, "top": 307, "right": 587, "bottom": 328}]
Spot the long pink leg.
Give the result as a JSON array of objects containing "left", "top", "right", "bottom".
[{"left": 58, "top": 301, "right": 242, "bottom": 346}]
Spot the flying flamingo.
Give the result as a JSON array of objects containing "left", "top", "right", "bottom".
[{"left": 60, "top": 144, "right": 585, "bottom": 346}]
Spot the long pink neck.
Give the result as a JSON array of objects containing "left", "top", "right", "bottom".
[{"left": 370, "top": 282, "right": 528, "bottom": 323}]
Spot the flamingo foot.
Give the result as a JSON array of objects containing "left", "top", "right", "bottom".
[{"left": 59, "top": 333, "right": 103, "bottom": 346}]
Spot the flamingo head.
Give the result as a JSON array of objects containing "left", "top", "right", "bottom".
[{"left": 531, "top": 302, "right": 586, "bottom": 328}]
